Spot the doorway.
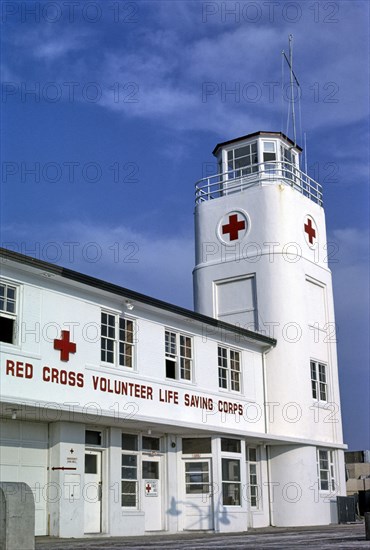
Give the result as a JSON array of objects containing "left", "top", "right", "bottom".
[
  {"left": 84, "top": 450, "right": 102, "bottom": 534},
  {"left": 141, "top": 456, "right": 163, "bottom": 531},
  {"left": 183, "top": 459, "right": 214, "bottom": 530}
]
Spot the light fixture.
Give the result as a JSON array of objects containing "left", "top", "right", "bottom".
[
  {"left": 11, "top": 409, "right": 17, "bottom": 420},
  {"left": 147, "top": 429, "right": 152, "bottom": 435},
  {"left": 125, "top": 300, "right": 134, "bottom": 311}
]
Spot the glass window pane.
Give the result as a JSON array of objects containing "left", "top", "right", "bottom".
[
  {"left": 122, "top": 494, "right": 136, "bottom": 506},
  {"left": 85, "top": 430, "right": 102, "bottom": 445},
  {"left": 263, "top": 152, "right": 276, "bottom": 162},
  {"left": 263, "top": 141, "right": 275, "bottom": 152},
  {"left": 222, "top": 483, "right": 241, "bottom": 505},
  {"left": 84, "top": 454, "right": 97, "bottom": 474},
  {"left": 234, "top": 145, "right": 250, "bottom": 158},
  {"left": 221, "top": 438, "right": 241, "bottom": 453},
  {"left": 142, "top": 461, "right": 159, "bottom": 479},
  {"left": 142, "top": 436, "right": 160, "bottom": 451},
  {"left": 182, "top": 438, "right": 212, "bottom": 454},
  {"left": 122, "top": 467, "right": 137, "bottom": 479},
  {"left": 122, "top": 434, "right": 138, "bottom": 451},
  {"left": 185, "top": 462, "right": 209, "bottom": 473},
  {"left": 248, "top": 447, "right": 257, "bottom": 462},
  {"left": 222, "top": 458, "right": 240, "bottom": 481},
  {"left": 122, "top": 454, "right": 137, "bottom": 467}
]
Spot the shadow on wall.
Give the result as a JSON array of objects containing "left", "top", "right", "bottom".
[{"left": 167, "top": 493, "right": 240, "bottom": 531}]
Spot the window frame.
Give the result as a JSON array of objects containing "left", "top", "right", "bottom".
[
  {"left": 218, "top": 345, "right": 242, "bottom": 393},
  {"left": 165, "top": 329, "right": 193, "bottom": 382},
  {"left": 311, "top": 360, "right": 328, "bottom": 402},
  {"left": 0, "top": 280, "right": 19, "bottom": 345},
  {"left": 221, "top": 457, "right": 241, "bottom": 506},
  {"left": 121, "top": 433, "right": 163, "bottom": 509},
  {"left": 226, "top": 140, "right": 259, "bottom": 178},
  {"left": 247, "top": 446, "right": 260, "bottom": 510},
  {"left": 317, "top": 448, "right": 336, "bottom": 492},
  {"left": 101, "top": 310, "right": 136, "bottom": 369}
]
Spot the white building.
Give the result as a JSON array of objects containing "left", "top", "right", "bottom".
[{"left": 0, "top": 131, "right": 346, "bottom": 538}]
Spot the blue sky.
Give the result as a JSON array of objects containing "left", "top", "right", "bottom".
[{"left": 1, "top": 0, "right": 369, "bottom": 450}]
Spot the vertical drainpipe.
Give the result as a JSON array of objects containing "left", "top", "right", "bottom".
[{"left": 262, "top": 345, "right": 275, "bottom": 527}]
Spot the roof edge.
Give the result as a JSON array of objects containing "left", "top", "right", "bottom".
[
  {"left": 0, "top": 247, "right": 277, "bottom": 348},
  {"left": 212, "top": 131, "right": 303, "bottom": 155}
]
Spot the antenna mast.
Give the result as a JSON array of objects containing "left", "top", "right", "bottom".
[
  {"left": 289, "top": 35, "right": 296, "bottom": 145},
  {"left": 282, "top": 35, "right": 300, "bottom": 147}
]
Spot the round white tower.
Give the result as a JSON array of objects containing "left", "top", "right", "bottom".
[{"left": 193, "top": 131, "right": 345, "bottom": 525}]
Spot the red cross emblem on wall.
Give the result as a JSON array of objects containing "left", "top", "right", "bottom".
[
  {"left": 54, "top": 330, "right": 76, "bottom": 362},
  {"left": 220, "top": 212, "right": 247, "bottom": 242},
  {"left": 146, "top": 483, "right": 152, "bottom": 494},
  {"left": 304, "top": 217, "right": 317, "bottom": 245}
]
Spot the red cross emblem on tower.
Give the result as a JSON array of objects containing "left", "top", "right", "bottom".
[
  {"left": 54, "top": 330, "right": 76, "bottom": 362},
  {"left": 221, "top": 213, "right": 247, "bottom": 242},
  {"left": 304, "top": 217, "right": 317, "bottom": 245},
  {"left": 146, "top": 483, "right": 152, "bottom": 494}
]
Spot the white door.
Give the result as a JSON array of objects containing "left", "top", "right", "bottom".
[
  {"left": 84, "top": 450, "right": 102, "bottom": 534},
  {"left": 141, "top": 457, "right": 163, "bottom": 531},
  {"left": 183, "top": 459, "right": 214, "bottom": 530},
  {"left": 0, "top": 420, "right": 48, "bottom": 535}
]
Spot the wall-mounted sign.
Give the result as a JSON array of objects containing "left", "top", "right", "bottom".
[{"left": 145, "top": 480, "right": 158, "bottom": 496}]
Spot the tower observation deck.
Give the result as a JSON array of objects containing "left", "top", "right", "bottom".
[{"left": 195, "top": 131, "right": 322, "bottom": 206}]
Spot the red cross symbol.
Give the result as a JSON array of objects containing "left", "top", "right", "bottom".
[
  {"left": 304, "top": 218, "right": 316, "bottom": 244},
  {"left": 146, "top": 483, "right": 152, "bottom": 493},
  {"left": 54, "top": 330, "right": 76, "bottom": 362},
  {"left": 222, "top": 214, "right": 246, "bottom": 241}
]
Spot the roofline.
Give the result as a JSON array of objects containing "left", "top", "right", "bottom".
[
  {"left": 212, "top": 131, "right": 303, "bottom": 156},
  {"left": 0, "top": 247, "right": 277, "bottom": 348}
]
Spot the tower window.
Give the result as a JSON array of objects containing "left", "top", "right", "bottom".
[
  {"left": 263, "top": 142, "right": 276, "bottom": 173},
  {"left": 317, "top": 449, "right": 336, "bottom": 492},
  {"left": 311, "top": 361, "right": 328, "bottom": 401},
  {"left": 227, "top": 141, "right": 258, "bottom": 177}
]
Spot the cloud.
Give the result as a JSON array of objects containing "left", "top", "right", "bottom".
[
  {"left": 1, "top": 220, "right": 194, "bottom": 308},
  {"left": 5, "top": 24, "right": 95, "bottom": 62},
  {"left": 2, "top": 1, "right": 367, "bottom": 136}
]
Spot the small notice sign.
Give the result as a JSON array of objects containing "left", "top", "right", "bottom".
[{"left": 145, "top": 479, "right": 158, "bottom": 496}]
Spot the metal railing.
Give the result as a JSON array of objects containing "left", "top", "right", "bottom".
[{"left": 195, "top": 161, "right": 323, "bottom": 206}]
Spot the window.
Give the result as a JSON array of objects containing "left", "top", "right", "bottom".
[
  {"left": 101, "top": 312, "right": 135, "bottom": 367},
  {"left": 142, "top": 436, "right": 160, "bottom": 451},
  {"left": 281, "top": 144, "right": 298, "bottom": 181},
  {"left": 311, "top": 361, "right": 327, "bottom": 401},
  {"left": 247, "top": 446, "right": 260, "bottom": 509},
  {"left": 317, "top": 449, "right": 336, "bottom": 491},
  {"left": 165, "top": 330, "right": 193, "bottom": 381},
  {"left": 121, "top": 454, "right": 137, "bottom": 507},
  {"left": 221, "top": 438, "right": 241, "bottom": 453},
  {"left": 85, "top": 430, "right": 102, "bottom": 446},
  {"left": 227, "top": 141, "right": 258, "bottom": 177},
  {"left": 121, "top": 434, "right": 138, "bottom": 507},
  {"left": 218, "top": 346, "right": 241, "bottom": 392},
  {"left": 0, "top": 282, "right": 17, "bottom": 344},
  {"left": 185, "top": 462, "right": 210, "bottom": 494},
  {"left": 222, "top": 458, "right": 241, "bottom": 506},
  {"left": 182, "top": 438, "right": 212, "bottom": 454},
  {"left": 263, "top": 141, "right": 276, "bottom": 174}
]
